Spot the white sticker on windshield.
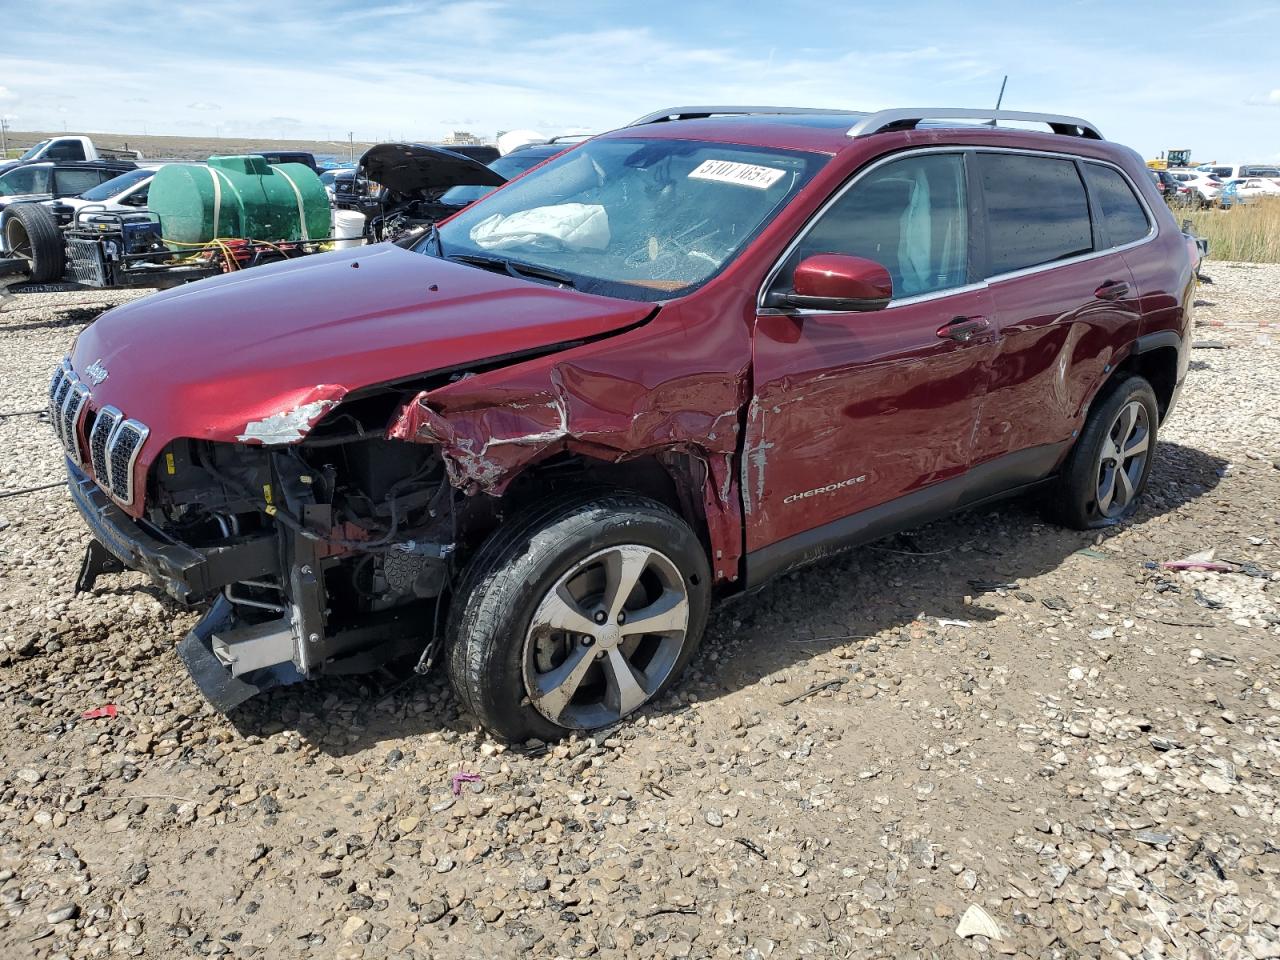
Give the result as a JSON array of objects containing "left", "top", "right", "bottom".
[{"left": 688, "top": 159, "right": 786, "bottom": 190}]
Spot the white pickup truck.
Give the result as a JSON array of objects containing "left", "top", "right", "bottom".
[{"left": 0, "top": 135, "right": 143, "bottom": 173}]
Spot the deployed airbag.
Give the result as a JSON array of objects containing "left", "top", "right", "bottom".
[{"left": 469, "top": 203, "right": 610, "bottom": 251}]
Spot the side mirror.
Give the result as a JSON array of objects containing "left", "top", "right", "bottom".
[{"left": 765, "top": 254, "right": 893, "bottom": 311}]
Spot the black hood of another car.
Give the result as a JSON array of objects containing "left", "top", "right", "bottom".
[{"left": 358, "top": 143, "right": 506, "bottom": 199}]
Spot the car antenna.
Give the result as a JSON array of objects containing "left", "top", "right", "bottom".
[{"left": 988, "top": 75, "right": 1008, "bottom": 126}]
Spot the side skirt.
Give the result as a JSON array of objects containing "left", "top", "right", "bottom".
[{"left": 744, "top": 441, "right": 1069, "bottom": 587}]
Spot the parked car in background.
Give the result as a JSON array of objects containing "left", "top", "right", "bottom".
[
  {"left": 256, "top": 151, "right": 320, "bottom": 173},
  {"left": 438, "top": 144, "right": 500, "bottom": 165},
  {"left": 1196, "top": 163, "right": 1280, "bottom": 182},
  {"left": 335, "top": 143, "right": 506, "bottom": 243},
  {"left": 0, "top": 159, "right": 139, "bottom": 214},
  {"left": 320, "top": 166, "right": 356, "bottom": 200},
  {"left": 1219, "top": 177, "right": 1280, "bottom": 208},
  {"left": 1150, "top": 169, "right": 1181, "bottom": 201},
  {"left": 45, "top": 167, "right": 154, "bottom": 222},
  {"left": 434, "top": 142, "right": 566, "bottom": 210},
  {"left": 1167, "top": 170, "right": 1223, "bottom": 207},
  {"left": 0, "top": 136, "right": 142, "bottom": 175},
  {"left": 53, "top": 105, "right": 1198, "bottom": 740}
]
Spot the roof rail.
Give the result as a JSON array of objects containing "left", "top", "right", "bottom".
[
  {"left": 846, "top": 108, "right": 1103, "bottom": 140},
  {"left": 629, "top": 105, "right": 863, "bottom": 126}
]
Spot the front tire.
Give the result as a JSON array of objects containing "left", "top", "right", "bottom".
[
  {"left": 1053, "top": 375, "right": 1158, "bottom": 529},
  {"left": 447, "top": 492, "right": 711, "bottom": 741}
]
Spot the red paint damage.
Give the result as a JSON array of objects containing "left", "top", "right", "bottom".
[{"left": 386, "top": 303, "right": 750, "bottom": 582}]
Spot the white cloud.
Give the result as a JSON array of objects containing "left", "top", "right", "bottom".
[
  {"left": 2, "top": 2, "right": 1278, "bottom": 162},
  {"left": 0, "top": 86, "right": 15, "bottom": 102}
]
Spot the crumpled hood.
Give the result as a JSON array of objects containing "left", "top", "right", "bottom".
[{"left": 70, "top": 244, "right": 653, "bottom": 453}]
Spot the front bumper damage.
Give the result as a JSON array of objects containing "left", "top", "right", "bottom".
[
  {"left": 176, "top": 596, "right": 302, "bottom": 711},
  {"left": 69, "top": 462, "right": 277, "bottom": 602},
  {"left": 67, "top": 460, "right": 427, "bottom": 712}
]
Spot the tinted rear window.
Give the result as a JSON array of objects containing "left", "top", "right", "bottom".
[
  {"left": 979, "top": 153, "right": 1092, "bottom": 276},
  {"left": 1083, "top": 164, "right": 1150, "bottom": 248},
  {"left": 54, "top": 169, "right": 108, "bottom": 196}
]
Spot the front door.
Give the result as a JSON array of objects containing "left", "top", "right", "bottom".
[{"left": 744, "top": 151, "right": 999, "bottom": 579}]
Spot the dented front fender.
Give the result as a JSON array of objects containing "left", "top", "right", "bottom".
[{"left": 386, "top": 305, "right": 751, "bottom": 583}]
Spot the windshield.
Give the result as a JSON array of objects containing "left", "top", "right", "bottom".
[
  {"left": 17, "top": 140, "right": 50, "bottom": 162},
  {"left": 78, "top": 168, "right": 150, "bottom": 200},
  {"left": 425, "top": 138, "right": 825, "bottom": 301}
]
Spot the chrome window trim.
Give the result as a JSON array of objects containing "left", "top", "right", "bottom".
[{"left": 757, "top": 144, "right": 1159, "bottom": 312}]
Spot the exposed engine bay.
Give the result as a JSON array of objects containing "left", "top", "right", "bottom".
[{"left": 346, "top": 143, "right": 505, "bottom": 246}]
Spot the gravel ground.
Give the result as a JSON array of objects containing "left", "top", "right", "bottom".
[{"left": 1, "top": 265, "right": 1278, "bottom": 960}]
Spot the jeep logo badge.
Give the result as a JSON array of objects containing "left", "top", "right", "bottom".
[{"left": 85, "top": 359, "right": 109, "bottom": 385}]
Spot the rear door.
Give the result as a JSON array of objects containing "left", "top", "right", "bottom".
[
  {"left": 53, "top": 168, "right": 109, "bottom": 198},
  {"left": 970, "top": 152, "right": 1144, "bottom": 487},
  {"left": 0, "top": 164, "right": 52, "bottom": 199},
  {"left": 746, "top": 150, "right": 998, "bottom": 564}
]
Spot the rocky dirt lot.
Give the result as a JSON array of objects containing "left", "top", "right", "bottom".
[{"left": 1, "top": 265, "right": 1279, "bottom": 960}]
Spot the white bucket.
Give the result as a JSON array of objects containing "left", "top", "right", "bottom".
[{"left": 331, "top": 209, "right": 366, "bottom": 249}]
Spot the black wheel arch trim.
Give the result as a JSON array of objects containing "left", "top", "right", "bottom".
[{"left": 1133, "top": 329, "right": 1182, "bottom": 354}]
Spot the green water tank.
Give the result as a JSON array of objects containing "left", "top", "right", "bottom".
[{"left": 148, "top": 156, "right": 330, "bottom": 246}]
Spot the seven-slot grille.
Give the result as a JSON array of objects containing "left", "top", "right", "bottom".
[{"left": 49, "top": 361, "right": 150, "bottom": 505}]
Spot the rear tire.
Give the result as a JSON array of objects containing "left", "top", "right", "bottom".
[
  {"left": 1052, "top": 375, "right": 1159, "bottom": 529},
  {"left": 2, "top": 204, "right": 64, "bottom": 282},
  {"left": 447, "top": 491, "right": 711, "bottom": 742}
]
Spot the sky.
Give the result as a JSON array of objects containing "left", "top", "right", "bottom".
[{"left": 1, "top": 0, "right": 1279, "bottom": 161}]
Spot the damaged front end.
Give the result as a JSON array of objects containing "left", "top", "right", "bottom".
[{"left": 73, "top": 403, "right": 461, "bottom": 711}]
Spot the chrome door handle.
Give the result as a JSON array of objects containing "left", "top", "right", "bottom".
[
  {"left": 937, "top": 315, "right": 991, "bottom": 342},
  {"left": 1095, "top": 281, "right": 1130, "bottom": 301}
]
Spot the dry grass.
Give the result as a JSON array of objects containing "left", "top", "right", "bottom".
[{"left": 1179, "top": 197, "right": 1280, "bottom": 263}]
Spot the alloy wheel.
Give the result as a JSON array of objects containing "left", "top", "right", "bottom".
[
  {"left": 522, "top": 544, "right": 690, "bottom": 729},
  {"left": 1094, "top": 399, "right": 1150, "bottom": 519}
]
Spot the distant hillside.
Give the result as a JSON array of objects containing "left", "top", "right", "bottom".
[{"left": 3, "top": 131, "right": 385, "bottom": 163}]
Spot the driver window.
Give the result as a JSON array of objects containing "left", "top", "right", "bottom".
[{"left": 775, "top": 153, "right": 969, "bottom": 300}]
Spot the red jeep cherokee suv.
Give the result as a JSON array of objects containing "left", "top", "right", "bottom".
[{"left": 53, "top": 106, "right": 1196, "bottom": 740}]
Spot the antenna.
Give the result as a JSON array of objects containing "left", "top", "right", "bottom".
[{"left": 987, "top": 76, "right": 1008, "bottom": 127}]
